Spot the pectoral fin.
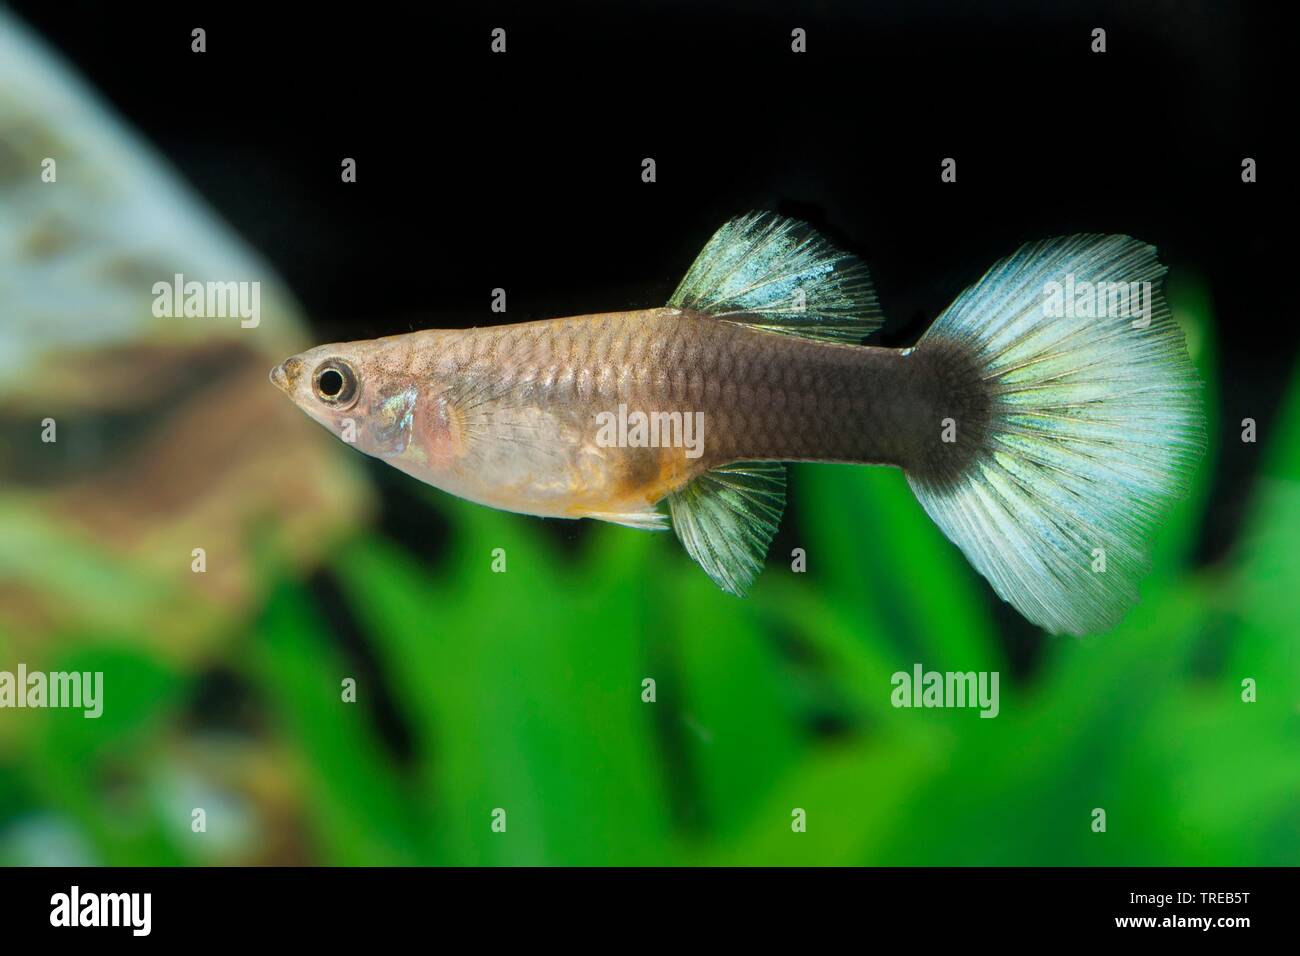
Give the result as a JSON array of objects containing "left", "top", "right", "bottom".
[{"left": 585, "top": 508, "right": 670, "bottom": 531}]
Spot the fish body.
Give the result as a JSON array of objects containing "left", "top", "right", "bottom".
[
  {"left": 273, "top": 214, "right": 1204, "bottom": 635},
  {"left": 275, "top": 308, "right": 971, "bottom": 525}
]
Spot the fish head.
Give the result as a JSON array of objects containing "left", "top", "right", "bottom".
[{"left": 270, "top": 339, "right": 421, "bottom": 461}]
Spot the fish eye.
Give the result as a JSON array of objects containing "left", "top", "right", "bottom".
[{"left": 313, "top": 359, "right": 358, "bottom": 407}]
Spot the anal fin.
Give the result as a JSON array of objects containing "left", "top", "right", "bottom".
[{"left": 666, "top": 461, "right": 786, "bottom": 596}]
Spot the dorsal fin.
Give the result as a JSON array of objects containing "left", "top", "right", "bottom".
[
  {"left": 668, "top": 212, "right": 881, "bottom": 344},
  {"left": 667, "top": 461, "right": 786, "bottom": 596}
]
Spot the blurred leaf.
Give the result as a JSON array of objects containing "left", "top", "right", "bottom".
[
  {"left": 797, "top": 463, "right": 999, "bottom": 668},
  {"left": 250, "top": 580, "right": 426, "bottom": 865},
  {"left": 334, "top": 515, "right": 674, "bottom": 864}
]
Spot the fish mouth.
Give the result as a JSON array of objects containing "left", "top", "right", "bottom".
[{"left": 269, "top": 357, "right": 302, "bottom": 392}]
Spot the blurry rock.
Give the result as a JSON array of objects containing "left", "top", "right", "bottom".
[{"left": 0, "top": 11, "right": 371, "bottom": 659}]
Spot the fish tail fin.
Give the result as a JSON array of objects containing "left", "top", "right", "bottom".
[{"left": 905, "top": 235, "right": 1206, "bottom": 635}]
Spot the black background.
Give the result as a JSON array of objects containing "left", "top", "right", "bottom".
[
  {"left": 0, "top": 865, "right": 1283, "bottom": 941},
  {"left": 11, "top": 0, "right": 1283, "bottom": 643}
]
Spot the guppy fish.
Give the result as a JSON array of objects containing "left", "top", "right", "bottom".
[{"left": 272, "top": 213, "right": 1204, "bottom": 635}]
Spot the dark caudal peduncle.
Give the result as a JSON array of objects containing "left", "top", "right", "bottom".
[{"left": 672, "top": 315, "right": 992, "bottom": 483}]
